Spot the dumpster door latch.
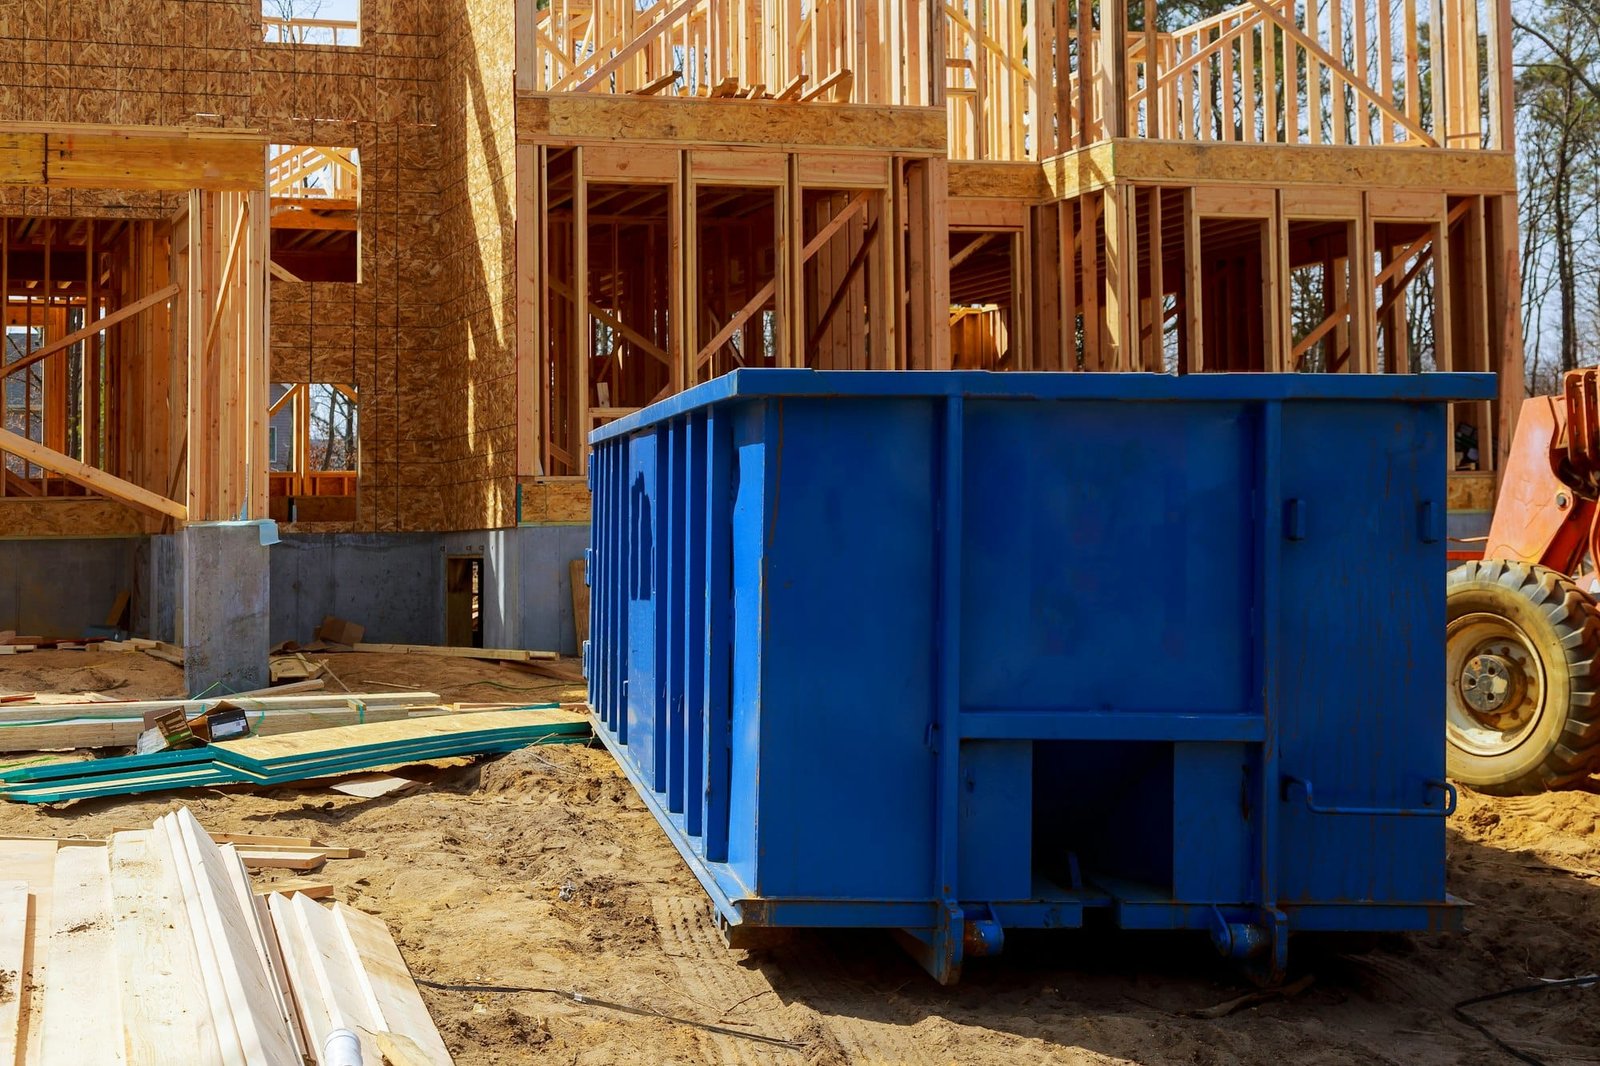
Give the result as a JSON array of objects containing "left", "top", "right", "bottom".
[{"left": 1281, "top": 775, "right": 1457, "bottom": 817}]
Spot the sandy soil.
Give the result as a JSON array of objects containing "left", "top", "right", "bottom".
[{"left": 3, "top": 650, "right": 1599, "bottom": 1065}]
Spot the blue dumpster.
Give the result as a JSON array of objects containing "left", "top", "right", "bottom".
[{"left": 584, "top": 369, "right": 1496, "bottom": 983}]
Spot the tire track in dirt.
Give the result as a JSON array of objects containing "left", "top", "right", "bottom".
[{"left": 653, "top": 896, "right": 806, "bottom": 1065}]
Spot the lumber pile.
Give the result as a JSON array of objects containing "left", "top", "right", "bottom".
[
  {"left": 0, "top": 707, "right": 591, "bottom": 803},
  {"left": 0, "top": 691, "right": 446, "bottom": 752},
  {"left": 0, "top": 808, "right": 453, "bottom": 1064}
]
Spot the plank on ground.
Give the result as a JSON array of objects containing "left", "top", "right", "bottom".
[
  {"left": 250, "top": 879, "right": 333, "bottom": 900},
  {"left": 106, "top": 830, "right": 226, "bottom": 1063},
  {"left": 216, "top": 843, "right": 307, "bottom": 1063},
  {"left": 336, "top": 903, "right": 455, "bottom": 1065},
  {"left": 0, "top": 882, "right": 29, "bottom": 1066},
  {"left": 268, "top": 892, "right": 385, "bottom": 1065},
  {"left": 7, "top": 840, "right": 55, "bottom": 1065},
  {"left": 0, "top": 705, "right": 444, "bottom": 753},
  {"left": 352, "top": 642, "right": 559, "bottom": 662},
  {"left": 37, "top": 843, "right": 124, "bottom": 1063},
  {"left": 152, "top": 816, "right": 251, "bottom": 1066},
  {"left": 159, "top": 811, "right": 301, "bottom": 1064}
]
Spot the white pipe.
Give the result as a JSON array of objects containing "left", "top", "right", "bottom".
[{"left": 322, "top": 1029, "right": 364, "bottom": 1066}]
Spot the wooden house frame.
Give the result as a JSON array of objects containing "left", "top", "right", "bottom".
[{"left": 0, "top": 0, "right": 1519, "bottom": 539}]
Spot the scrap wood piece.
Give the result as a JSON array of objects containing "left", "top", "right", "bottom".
[
  {"left": 105, "top": 590, "right": 131, "bottom": 629},
  {"left": 502, "top": 657, "right": 586, "bottom": 684},
  {"left": 209, "top": 833, "right": 361, "bottom": 858},
  {"left": 251, "top": 878, "right": 333, "bottom": 900},
  {"left": 328, "top": 772, "right": 421, "bottom": 799},
  {"left": 317, "top": 616, "right": 366, "bottom": 646},
  {"left": 229, "top": 677, "right": 327, "bottom": 699},
  {"left": 141, "top": 642, "right": 184, "bottom": 667},
  {"left": 353, "top": 642, "right": 560, "bottom": 663}
]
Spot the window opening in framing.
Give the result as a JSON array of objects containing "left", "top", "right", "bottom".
[
  {"left": 269, "top": 145, "right": 360, "bottom": 283},
  {"left": 263, "top": 0, "right": 360, "bottom": 46},
  {"left": 268, "top": 382, "right": 358, "bottom": 523}
]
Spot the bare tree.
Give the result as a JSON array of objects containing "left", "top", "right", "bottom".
[
  {"left": 1515, "top": 4, "right": 1600, "bottom": 391},
  {"left": 265, "top": 0, "right": 326, "bottom": 44}
]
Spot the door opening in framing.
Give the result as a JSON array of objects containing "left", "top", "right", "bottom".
[{"left": 446, "top": 555, "right": 484, "bottom": 648}]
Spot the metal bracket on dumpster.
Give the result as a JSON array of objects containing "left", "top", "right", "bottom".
[{"left": 1281, "top": 776, "right": 1457, "bottom": 817}]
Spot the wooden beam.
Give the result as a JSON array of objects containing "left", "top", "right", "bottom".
[
  {"left": 0, "top": 283, "right": 180, "bottom": 379},
  {"left": 518, "top": 93, "right": 946, "bottom": 153},
  {"left": 948, "top": 232, "right": 995, "bottom": 271},
  {"left": 0, "top": 124, "right": 265, "bottom": 192},
  {"left": 0, "top": 427, "right": 186, "bottom": 520}
]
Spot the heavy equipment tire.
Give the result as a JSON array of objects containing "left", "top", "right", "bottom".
[{"left": 1446, "top": 560, "right": 1600, "bottom": 793}]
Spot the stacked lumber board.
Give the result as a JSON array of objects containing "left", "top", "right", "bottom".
[
  {"left": 352, "top": 642, "right": 560, "bottom": 663},
  {"left": 0, "top": 691, "right": 443, "bottom": 752},
  {"left": 0, "top": 808, "right": 453, "bottom": 1065},
  {"left": 0, "top": 707, "right": 592, "bottom": 803}
]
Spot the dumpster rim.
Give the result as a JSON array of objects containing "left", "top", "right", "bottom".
[{"left": 587, "top": 369, "right": 1498, "bottom": 444}]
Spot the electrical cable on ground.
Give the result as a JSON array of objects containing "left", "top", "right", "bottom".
[
  {"left": 1452, "top": 973, "right": 1600, "bottom": 1066},
  {"left": 415, "top": 978, "right": 805, "bottom": 1050}
]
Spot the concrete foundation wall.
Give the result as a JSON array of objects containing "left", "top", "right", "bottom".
[
  {"left": 0, "top": 538, "right": 139, "bottom": 638},
  {"left": 1, "top": 525, "right": 589, "bottom": 664},
  {"left": 268, "top": 527, "right": 588, "bottom": 655},
  {"left": 270, "top": 534, "right": 448, "bottom": 646},
  {"left": 484, "top": 525, "right": 590, "bottom": 656}
]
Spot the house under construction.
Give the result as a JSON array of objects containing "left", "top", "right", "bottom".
[{"left": 0, "top": 0, "right": 1521, "bottom": 686}]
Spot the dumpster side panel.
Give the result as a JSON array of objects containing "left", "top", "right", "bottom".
[
  {"left": 728, "top": 404, "right": 772, "bottom": 892},
  {"left": 1277, "top": 402, "right": 1448, "bottom": 904},
  {"left": 958, "top": 400, "right": 1257, "bottom": 717},
  {"left": 625, "top": 430, "right": 660, "bottom": 790},
  {"left": 753, "top": 397, "right": 941, "bottom": 900}
]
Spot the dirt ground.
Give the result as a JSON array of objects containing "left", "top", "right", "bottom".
[{"left": 4, "top": 649, "right": 1600, "bottom": 1065}]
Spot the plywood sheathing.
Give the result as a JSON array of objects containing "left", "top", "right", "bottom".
[
  {"left": 433, "top": 0, "right": 521, "bottom": 531},
  {"left": 253, "top": 8, "right": 460, "bottom": 533}
]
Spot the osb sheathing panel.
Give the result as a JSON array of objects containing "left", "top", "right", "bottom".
[
  {"left": 0, "top": 0, "right": 516, "bottom": 532},
  {"left": 0, "top": 0, "right": 254, "bottom": 126},
  {"left": 430, "top": 0, "right": 519, "bottom": 530}
]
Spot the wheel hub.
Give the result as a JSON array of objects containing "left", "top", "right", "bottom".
[
  {"left": 1460, "top": 652, "right": 1516, "bottom": 713},
  {"left": 1446, "top": 613, "right": 1545, "bottom": 757}
]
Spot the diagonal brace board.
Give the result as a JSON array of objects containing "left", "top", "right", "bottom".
[
  {"left": 0, "top": 284, "right": 180, "bottom": 380},
  {"left": 1245, "top": 0, "right": 1438, "bottom": 146},
  {"left": 693, "top": 190, "right": 875, "bottom": 371},
  {"left": 0, "top": 427, "right": 186, "bottom": 520}
]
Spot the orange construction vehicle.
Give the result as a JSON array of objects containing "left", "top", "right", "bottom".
[{"left": 1448, "top": 368, "right": 1600, "bottom": 792}]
